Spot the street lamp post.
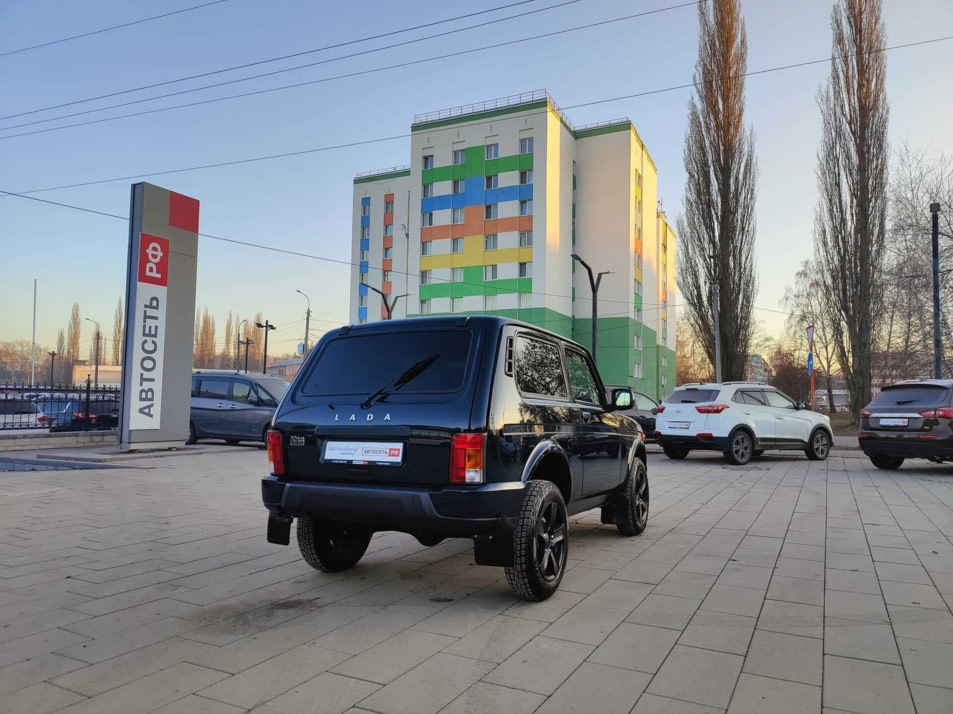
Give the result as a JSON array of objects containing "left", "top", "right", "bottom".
[
  {"left": 48, "top": 350, "right": 56, "bottom": 386},
  {"left": 236, "top": 319, "right": 247, "bottom": 369},
  {"left": 84, "top": 317, "right": 101, "bottom": 389},
  {"left": 931, "top": 203, "right": 942, "bottom": 379},
  {"left": 361, "top": 283, "right": 408, "bottom": 320},
  {"left": 255, "top": 320, "right": 276, "bottom": 373},
  {"left": 242, "top": 338, "right": 253, "bottom": 373},
  {"left": 571, "top": 254, "right": 611, "bottom": 365},
  {"left": 296, "top": 290, "right": 311, "bottom": 354}
]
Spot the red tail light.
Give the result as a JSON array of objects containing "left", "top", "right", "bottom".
[
  {"left": 37, "top": 415, "right": 48, "bottom": 424},
  {"left": 695, "top": 404, "right": 730, "bottom": 414},
  {"left": 73, "top": 412, "right": 85, "bottom": 419},
  {"left": 266, "top": 430, "right": 285, "bottom": 476},
  {"left": 656, "top": 405, "right": 666, "bottom": 413},
  {"left": 451, "top": 433, "right": 484, "bottom": 484},
  {"left": 920, "top": 408, "right": 953, "bottom": 419},
  {"left": 860, "top": 410, "right": 871, "bottom": 418}
]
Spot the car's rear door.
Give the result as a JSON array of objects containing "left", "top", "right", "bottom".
[
  {"left": 192, "top": 377, "right": 230, "bottom": 436},
  {"left": 734, "top": 389, "right": 776, "bottom": 446}
]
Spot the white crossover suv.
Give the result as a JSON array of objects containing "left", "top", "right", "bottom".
[{"left": 655, "top": 383, "right": 833, "bottom": 465}]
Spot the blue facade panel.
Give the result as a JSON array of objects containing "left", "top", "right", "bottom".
[
  {"left": 485, "top": 185, "right": 520, "bottom": 205},
  {"left": 359, "top": 238, "right": 369, "bottom": 250},
  {"left": 463, "top": 177, "right": 484, "bottom": 206},
  {"left": 518, "top": 184, "right": 534, "bottom": 201},
  {"left": 360, "top": 215, "right": 370, "bottom": 227},
  {"left": 451, "top": 193, "right": 468, "bottom": 210},
  {"left": 359, "top": 260, "right": 369, "bottom": 273},
  {"left": 358, "top": 283, "right": 368, "bottom": 296},
  {"left": 358, "top": 306, "right": 367, "bottom": 320},
  {"left": 361, "top": 197, "right": 370, "bottom": 205},
  {"left": 421, "top": 194, "right": 453, "bottom": 213}
]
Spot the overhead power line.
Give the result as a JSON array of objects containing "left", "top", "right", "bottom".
[
  {"left": 0, "top": 2, "right": 702, "bottom": 140},
  {"left": 0, "top": 0, "right": 538, "bottom": 121},
  {"left": 0, "top": 0, "right": 233, "bottom": 59},
  {"left": 0, "top": 0, "right": 587, "bottom": 133},
  {"left": 5, "top": 32, "right": 951, "bottom": 194}
]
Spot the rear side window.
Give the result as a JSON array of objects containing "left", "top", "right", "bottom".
[
  {"left": 733, "top": 390, "right": 767, "bottom": 406},
  {"left": 565, "top": 350, "right": 600, "bottom": 404},
  {"left": 0, "top": 401, "right": 37, "bottom": 415},
  {"left": 870, "top": 385, "right": 950, "bottom": 408},
  {"left": 301, "top": 330, "right": 472, "bottom": 396},
  {"left": 197, "top": 379, "right": 229, "bottom": 399},
  {"left": 664, "top": 388, "right": 720, "bottom": 404},
  {"left": 514, "top": 336, "right": 567, "bottom": 398}
]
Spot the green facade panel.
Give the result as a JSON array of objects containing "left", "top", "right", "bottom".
[
  {"left": 422, "top": 166, "right": 452, "bottom": 184},
  {"left": 485, "top": 155, "right": 520, "bottom": 175},
  {"left": 419, "top": 283, "right": 450, "bottom": 300}
]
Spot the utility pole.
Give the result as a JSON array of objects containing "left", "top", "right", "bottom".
[
  {"left": 931, "top": 203, "right": 942, "bottom": 379},
  {"left": 296, "top": 290, "right": 311, "bottom": 354},
  {"left": 85, "top": 317, "right": 101, "bottom": 389},
  {"left": 48, "top": 351, "right": 56, "bottom": 386},
  {"left": 237, "top": 319, "right": 247, "bottom": 369},
  {"left": 242, "top": 338, "right": 253, "bottom": 373},
  {"left": 256, "top": 320, "right": 276, "bottom": 373},
  {"left": 571, "top": 254, "right": 611, "bottom": 365},
  {"left": 362, "top": 283, "right": 407, "bottom": 320},
  {"left": 30, "top": 278, "right": 37, "bottom": 387}
]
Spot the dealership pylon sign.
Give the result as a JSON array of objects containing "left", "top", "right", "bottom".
[{"left": 119, "top": 183, "right": 199, "bottom": 450}]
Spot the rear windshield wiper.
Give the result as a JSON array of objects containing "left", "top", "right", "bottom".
[{"left": 361, "top": 353, "right": 440, "bottom": 409}]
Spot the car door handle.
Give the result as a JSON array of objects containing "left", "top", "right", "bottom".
[
  {"left": 228, "top": 405, "right": 238, "bottom": 409},
  {"left": 216, "top": 403, "right": 227, "bottom": 408}
]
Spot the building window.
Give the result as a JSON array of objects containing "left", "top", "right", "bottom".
[
  {"left": 451, "top": 238, "right": 464, "bottom": 253},
  {"left": 484, "top": 234, "right": 498, "bottom": 250},
  {"left": 484, "top": 264, "right": 497, "bottom": 280},
  {"left": 422, "top": 183, "right": 434, "bottom": 198},
  {"left": 452, "top": 149, "right": 466, "bottom": 165},
  {"left": 384, "top": 224, "right": 394, "bottom": 236},
  {"left": 661, "top": 374, "right": 667, "bottom": 388},
  {"left": 519, "top": 230, "right": 533, "bottom": 247},
  {"left": 450, "top": 297, "right": 462, "bottom": 313},
  {"left": 420, "top": 270, "right": 431, "bottom": 285},
  {"left": 634, "top": 335, "right": 642, "bottom": 350},
  {"left": 383, "top": 247, "right": 393, "bottom": 258},
  {"left": 423, "top": 154, "right": 434, "bottom": 169},
  {"left": 452, "top": 207, "right": 464, "bottom": 224},
  {"left": 359, "top": 295, "right": 368, "bottom": 308},
  {"left": 519, "top": 170, "right": 533, "bottom": 185},
  {"left": 420, "top": 299, "right": 431, "bottom": 314},
  {"left": 519, "top": 261, "right": 532, "bottom": 278},
  {"left": 519, "top": 292, "right": 532, "bottom": 308},
  {"left": 484, "top": 295, "right": 497, "bottom": 310},
  {"left": 361, "top": 203, "right": 370, "bottom": 217},
  {"left": 384, "top": 200, "right": 394, "bottom": 213},
  {"left": 485, "top": 143, "right": 499, "bottom": 160},
  {"left": 360, "top": 249, "right": 369, "bottom": 261},
  {"left": 358, "top": 317, "right": 367, "bottom": 324},
  {"left": 661, "top": 356, "right": 668, "bottom": 368},
  {"left": 485, "top": 204, "right": 498, "bottom": 220},
  {"left": 449, "top": 268, "right": 461, "bottom": 283},
  {"left": 520, "top": 137, "right": 534, "bottom": 154},
  {"left": 484, "top": 174, "right": 498, "bottom": 190},
  {"left": 635, "top": 306, "right": 642, "bottom": 321},
  {"left": 421, "top": 241, "right": 432, "bottom": 256},
  {"left": 633, "top": 362, "right": 643, "bottom": 378},
  {"left": 635, "top": 252, "right": 642, "bottom": 268},
  {"left": 382, "top": 270, "right": 391, "bottom": 283},
  {"left": 452, "top": 179, "right": 464, "bottom": 194},
  {"left": 422, "top": 212, "right": 434, "bottom": 227},
  {"left": 634, "top": 279, "right": 642, "bottom": 295},
  {"left": 519, "top": 200, "right": 533, "bottom": 216},
  {"left": 360, "top": 226, "right": 370, "bottom": 239}
]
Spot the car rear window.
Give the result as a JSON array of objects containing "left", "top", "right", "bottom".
[
  {"left": 664, "top": 388, "right": 720, "bottom": 404},
  {"left": 0, "top": 400, "right": 38, "bottom": 415},
  {"left": 869, "top": 385, "right": 950, "bottom": 408},
  {"left": 300, "top": 330, "right": 473, "bottom": 396}
]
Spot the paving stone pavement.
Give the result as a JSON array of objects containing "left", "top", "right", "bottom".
[{"left": 1, "top": 445, "right": 953, "bottom": 713}]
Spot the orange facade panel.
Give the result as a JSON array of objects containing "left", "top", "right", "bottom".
[
  {"left": 382, "top": 258, "right": 393, "bottom": 272},
  {"left": 463, "top": 205, "right": 484, "bottom": 236},
  {"left": 484, "top": 215, "right": 533, "bottom": 235},
  {"left": 383, "top": 235, "right": 394, "bottom": 249},
  {"left": 382, "top": 281, "right": 393, "bottom": 295},
  {"left": 384, "top": 193, "right": 394, "bottom": 202},
  {"left": 422, "top": 224, "right": 452, "bottom": 241},
  {"left": 383, "top": 212, "right": 394, "bottom": 225}
]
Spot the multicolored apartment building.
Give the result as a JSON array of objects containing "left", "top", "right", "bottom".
[{"left": 351, "top": 91, "right": 676, "bottom": 399}]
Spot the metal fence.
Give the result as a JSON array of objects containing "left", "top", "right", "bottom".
[{"left": 0, "top": 381, "right": 121, "bottom": 431}]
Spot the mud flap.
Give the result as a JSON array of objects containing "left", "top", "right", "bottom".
[
  {"left": 473, "top": 517, "right": 515, "bottom": 567},
  {"left": 267, "top": 515, "right": 292, "bottom": 545}
]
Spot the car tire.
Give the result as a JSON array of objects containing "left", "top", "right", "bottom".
[
  {"left": 297, "top": 519, "right": 372, "bottom": 573},
  {"left": 726, "top": 429, "right": 754, "bottom": 466},
  {"left": 805, "top": 429, "right": 831, "bottom": 461},
  {"left": 614, "top": 459, "right": 649, "bottom": 536},
  {"left": 662, "top": 445, "right": 690, "bottom": 460},
  {"left": 186, "top": 422, "right": 197, "bottom": 445},
  {"left": 869, "top": 454, "right": 904, "bottom": 471},
  {"left": 505, "top": 480, "right": 568, "bottom": 602}
]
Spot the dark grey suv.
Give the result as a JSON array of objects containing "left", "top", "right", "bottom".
[
  {"left": 189, "top": 370, "right": 289, "bottom": 445},
  {"left": 262, "top": 316, "right": 649, "bottom": 601}
]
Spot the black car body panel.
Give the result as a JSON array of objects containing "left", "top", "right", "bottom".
[
  {"left": 262, "top": 316, "right": 646, "bottom": 561},
  {"left": 859, "top": 380, "right": 953, "bottom": 463}
]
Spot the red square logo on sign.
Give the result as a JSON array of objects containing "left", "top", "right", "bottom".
[
  {"left": 168, "top": 192, "right": 200, "bottom": 233},
  {"left": 139, "top": 234, "right": 170, "bottom": 287}
]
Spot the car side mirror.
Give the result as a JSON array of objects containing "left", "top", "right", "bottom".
[
  {"left": 247, "top": 395, "right": 259, "bottom": 405},
  {"left": 612, "top": 389, "right": 633, "bottom": 409}
]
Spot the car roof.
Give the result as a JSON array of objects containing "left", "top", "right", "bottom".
[
  {"left": 673, "top": 382, "right": 770, "bottom": 389},
  {"left": 884, "top": 378, "right": 953, "bottom": 388}
]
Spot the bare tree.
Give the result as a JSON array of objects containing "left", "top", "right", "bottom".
[
  {"left": 112, "top": 298, "right": 124, "bottom": 366},
  {"left": 675, "top": 316, "right": 713, "bottom": 385},
  {"left": 55, "top": 329, "right": 66, "bottom": 383},
  {"left": 814, "top": 0, "right": 889, "bottom": 421},
  {"left": 782, "top": 260, "right": 840, "bottom": 411},
  {"left": 194, "top": 309, "right": 217, "bottom": 368},
  {"left": 65, "top": 303, "right": 81, "bottom": 384},
  {"left": 222, "top": 310, "right": 234, "bottom": 367},
  {"left": 246, "top": 311, "right": 264, "bottom": 369},
  {"left": 677, "top": 0, "right": 758, "bottom": 382}
]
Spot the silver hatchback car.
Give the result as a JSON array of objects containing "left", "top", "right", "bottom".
[{"left": 188, "top": 370, "right": 289, "bottom": 445}]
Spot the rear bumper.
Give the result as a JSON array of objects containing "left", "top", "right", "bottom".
[
  {"left": 859, "top": 435, "right": 953, "bottom": 460},
  {"left": 657, "top": 433, "right": 729, "bottom": 451},
  {"left": 262, "top": 476, "right": 526, "bottom": 538}
]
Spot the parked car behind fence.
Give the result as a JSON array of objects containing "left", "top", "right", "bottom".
[{"left": 0, "top": 384, "right": 121, "bottom": 431}]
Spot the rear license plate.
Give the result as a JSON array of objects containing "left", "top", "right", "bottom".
[
  {"left": 669, "top": 421, "right": 690, "bottom": 429},
  {"left": 323, "top": 441, "right": 404, "bottom": 466},
  {"left": 879, "top": 418, "right": 909, "bottom": 427}
]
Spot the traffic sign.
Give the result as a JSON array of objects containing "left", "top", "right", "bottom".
[
  {"left": 807, "top": 352, "right": 814, "bottom": 376},
  {"left": 806, "top": 325, "right": 815, "bottom": 349}
]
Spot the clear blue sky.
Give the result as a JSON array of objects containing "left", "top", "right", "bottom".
[{"left": 1, "top": 0, "right": 951, "bottom": 359}]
